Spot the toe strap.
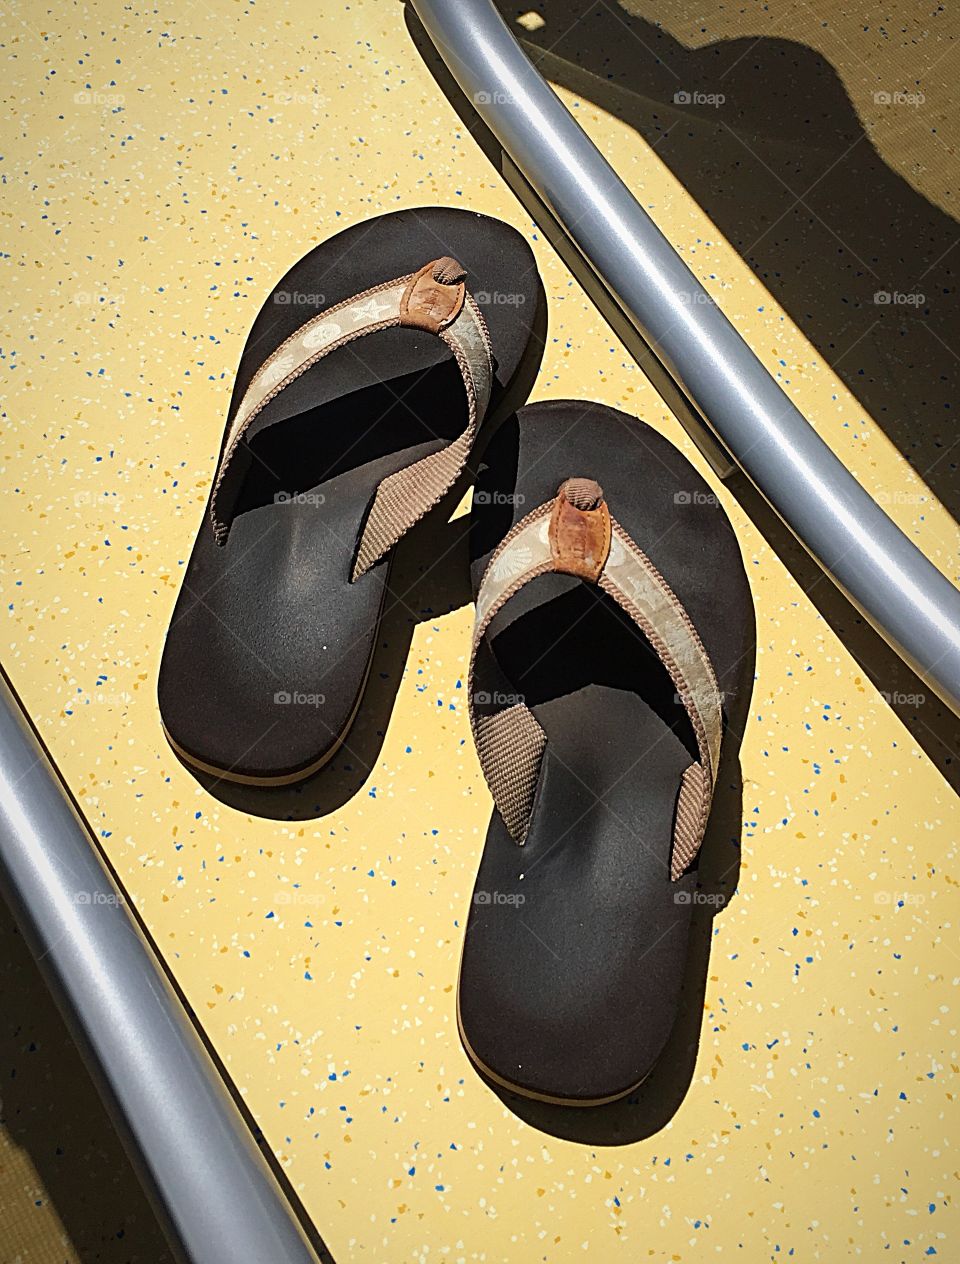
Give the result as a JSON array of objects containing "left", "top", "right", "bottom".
[
  {"left": 210, "top": 257, "right": 494, "bottom": 580},
  {"left": 469, "top": 478, "right": 724, "bottom": 877}
]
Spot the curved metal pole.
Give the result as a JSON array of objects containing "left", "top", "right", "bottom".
[
  {"left": 409, "top": 0, "right": 960, "bottom": 714},
  {"left": 0, "top": 672, "right": 322, "bottom": 1264}
]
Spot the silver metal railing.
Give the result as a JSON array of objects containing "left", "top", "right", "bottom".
[{"left": 408, "top": 0, "right": 960, "bottom": 715}]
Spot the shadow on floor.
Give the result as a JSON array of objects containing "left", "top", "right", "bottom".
[
  {"left": 502, "top": 0, "right": 960, "bottom": 523},
  {"left": 0, "top": 901, "right": 174, "bottom": 1263}
]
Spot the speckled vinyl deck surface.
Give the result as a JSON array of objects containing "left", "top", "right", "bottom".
[{"left": 1, "top": 1, "right": 959, "bottom": 1261}]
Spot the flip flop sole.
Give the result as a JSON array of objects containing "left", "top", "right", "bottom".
[
  {"left": 456, "top": 980, "right": 654, "bottom": 1107},
  {"left": 460, "top": 400, "right": 755, "bottom": 1104}
]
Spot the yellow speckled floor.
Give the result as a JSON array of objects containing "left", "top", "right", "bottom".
[{"left": 2, "top": 1, "right": 959, "bottom": 1261}]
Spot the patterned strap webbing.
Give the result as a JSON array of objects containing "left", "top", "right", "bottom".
[
  {"left": 209, "top": 257, "right": 494, "bottom": 581},
  {"left": 468, "top": 479, "right": 724, "bottom": 880}
]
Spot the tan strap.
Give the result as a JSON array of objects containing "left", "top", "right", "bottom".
[
  {"left": 210, "top": 257, "right": 494, "bottom": 581},
  {"left": 473, "top": 703, "right": 547, "bottom": 842},
  {"left": 468, "top": 478, "right": 723, "bottom": 877}
]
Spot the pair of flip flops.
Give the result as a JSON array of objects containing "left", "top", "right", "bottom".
[{"left": 159, "top": 207, "right": 753, "bottom": 1105}]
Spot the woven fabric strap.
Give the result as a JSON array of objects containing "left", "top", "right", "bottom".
[
  {"left": 468, "top": 479, "right": 723, "bottom": 880},
  {"left": 209, "top": 257, "right": 494, "bottom": 580}
]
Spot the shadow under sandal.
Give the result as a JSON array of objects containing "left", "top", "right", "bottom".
[
  {"left": 159, "top": 207, "right": 543, "bottom": 784},
  {"left": 459, "top": 399, "right": 753, "bottom": 1105}
]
